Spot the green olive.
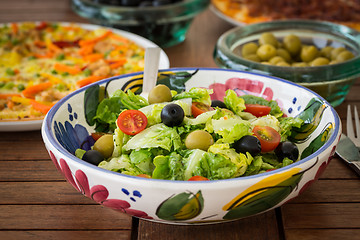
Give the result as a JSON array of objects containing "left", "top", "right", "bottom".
[
  {"left": 329, "top": 60, "right": 340, "bottom": 65},
  {"left": 292, "top": 62, "right": 309, "bottom": 67},
  {"left": 93, "top": 134, "right": 114, "bottom": 158},
  {"left": 320, "top": 46, "right": 334, "bottom": 59},
  {"left": 336, "top": 50, "right": 355, "bottom": 62},
  {"left": 185, "top": 130, "right": 214, "bottom": 151},
  {"left": 259, "top": 32, "right": 278, "bottom": 47},
  {"left": 276, "top": 61, "right": 291, "bottom": 67},
  {"left": 148, "top": 84, "right": 172, "bottom": 105},
  {"left": 241, "top": 42, "right": 259, "bottom": 57},
  {"left": 276, "top": 48, "right": 292, "bottom": 62},
  {"left": 269, "top": 56, "right": 286, "bottom": 65},
  {"left": 330, "top": 47, "right": 346, "bottom": 60},
  {"left": 300, "top": 45, "right": 319, "bottom": 62},
  {"left": 256, "top": 44, "right": 277, "bottom": 61},
  {"left": 244, "top": 54, "right": 261, "bottom": 62},
  {"left": 283, "top": 34, "right": 302, "bottom": 56},
  {"left": 310, "top": 57, "right": 330, "bottom": 66}
]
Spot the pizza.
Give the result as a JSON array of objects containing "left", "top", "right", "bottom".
[
  {"left": 211, "top": 0, "right": 360, "bottom": 30},
  {"left": 0, "top": 22, "right": 146, "bottom": 121}
]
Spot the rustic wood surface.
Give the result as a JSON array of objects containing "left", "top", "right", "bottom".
[{"left": 0, "top": 1, "right": 359, "bottom": 239}]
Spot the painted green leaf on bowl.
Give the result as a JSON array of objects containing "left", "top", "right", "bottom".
[
  {"left": 84, "top": 84, "right": 100, "bottom": 126},
  {"left": 156, "top": 190, "right": 204, "bottom": 221},
  {"left": 290, "top": 98, "right": 326, "bottom": 143},
  {"left": 222, "top": 168, "right": 303, "bottom": 220},
  {"left": 301, "top": 122, "right": 334, "bottom": 158}
]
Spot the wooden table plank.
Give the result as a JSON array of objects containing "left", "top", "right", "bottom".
[
  {"left": 290, "top": 179, "right": 360, "bottom": 203},
  {"left": 0, "top": 205, "right": 132, "bottom": 230},
  {"left": 0, "top": 182, "right": 94, "bottom": 204},
  {"left": 0, "top": 231, "right": 131, "bottom": 240},
  {"left": 282, "top": 203, "right": 360, "bottom": 229},
  {"left": 319, "top": 158, "right": 359, "bottom": 179},
  {"left": 137, "top": 211, "right": 280, "bottom": 240},
  {"left": 285, "top": 229, "right": 360, "bottom": 240},
  {"left": 0, "top": 143, "right": 49, "bottom": 160},
  {"left": 0, "top": 161, "right": 62, "bottom": 181}
]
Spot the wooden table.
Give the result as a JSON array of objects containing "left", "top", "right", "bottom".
[{"left": 1, "top": 1, "right": 359, "bottom": 239}]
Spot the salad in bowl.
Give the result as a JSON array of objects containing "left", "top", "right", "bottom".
[
  {"left": 75, "top": 78, "right": 304, "bottom": 181},
  {"left": 42, "top": 68, "right": 340, "bottom": 224}
]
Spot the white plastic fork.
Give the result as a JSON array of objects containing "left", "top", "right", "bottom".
[
  {"left": 347, "top": 105, "right": 360, "bottom": 148},
  {"left": 140, "top": 47, "right": 161, "bottom": 100}
]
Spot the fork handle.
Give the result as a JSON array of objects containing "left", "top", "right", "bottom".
[{"left": 349, "top": 162, "right": 360, "bottom": 176}]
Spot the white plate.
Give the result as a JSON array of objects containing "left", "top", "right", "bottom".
[
  {"left": 0, "top": 22, "right": 170, "bottom": 132},
  {"left": 210, "top": 5, "right": 246, "bottom": 26}
]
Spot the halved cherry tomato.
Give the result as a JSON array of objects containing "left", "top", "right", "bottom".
[
  {"left": 188, "top": 176, "right": 209, "bottom": 181},
  {"left": 252, "top": 126, "right": 281, "bottom": 152},
  {"left": 244, "top": 104, "right": 271, "bottom": 117},
  {"left": 116, "top": 110, "right": 148, "bottom": 135},
  {"left": 191, "top": 102, "right": 214, "bottom": 117},
  {"left": 137, "top": 174, "right": 152, "bottom": 178}
]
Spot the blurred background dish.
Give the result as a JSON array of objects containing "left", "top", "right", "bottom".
[
  {"left": 210, "top": 0, "right": 360, "bottom": 31},
  {"left": 71, "top": 0, "right": 210, "bottom": 48},
  {"left": 0, "top": 22, "right": 169, "bottom": 132},
  {"left": 214, "top": 20, "right": 360, "bottom": 107}
]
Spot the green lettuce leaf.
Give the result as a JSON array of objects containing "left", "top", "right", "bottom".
[
  {"left": 173, "top": 87, "right": 213, "bottom": 106},
  {"left": 152, "top": 152, "right": 184, "bottom": 180},
  {"left": 223, "top": 89, "right": 246, "bottom": 115},
  {"left": 210, "top": 117, "right": 251, "bottom": 143},
  {"left": 98, "top": 154, "right": 142, "bottom": 176},
  {"left": 206, "top": 152, "right": 237, "bottom": 180},
  {"left": 208, "top": 143, "right": 250, "bottom": 177},
  {"left": 129, "top": 149, "right": 155, "bottom": 175},
  {"left": 122, "top": 123, "right": 183, "bottom": 152},
  {"left": 182, "top": 149, "right": 211, "bottom": 180}
]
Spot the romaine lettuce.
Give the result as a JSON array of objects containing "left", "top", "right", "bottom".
[
  {"left": 182, "top": 149, "right": 210, "bottom": 180},
  {"left": 98, "top": 154, "right": 142, "bottom": 176},
  {"left": 223, "top": 89, "right": 246, "bottom": 115},
  {"left": 129, "top": 149, "right": 155, "bottom": 175},
  {"left": 122, "top": 123, "right": 183, "bottom": 152},
  {"left": 173, "top": 87, "right": 213, "bottom": 106},
  {"left": 152, "top": 152, "right": 184, "bottom": 180}
]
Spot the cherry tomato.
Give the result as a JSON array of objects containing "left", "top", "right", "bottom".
[
  {"left": 252, "top": 126, "right": 281, "bottom": 152},
  {"left": 188, "top": 176, "right": 209, "bottom": 181},
  {"left": 116, "top": 110, "right": 148, "bottom": 135},
  {"left": 244, "top": 104, "right": 271, "bottom": 117},
  {"left": 137, "top": 174, "right": 152, "bottom": 178},
  {"left": 191, "top": 102, "right": 214, "bottom": 117}
]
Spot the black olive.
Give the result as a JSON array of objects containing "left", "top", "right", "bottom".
[
  {"left": 211, "top": 100, "right": 227, "bottom": 109},
  {"left": 82, "top": 150, "right": 104, "bottom": 165},
  {"left": 161, "top": 103, "right": 184, "bottom": 127},
  {"left": 275, "top": 141, "right": 299, "bottom": 161},
  {"left": 233, "top": 135, "right": 261, "bottom": 156}
]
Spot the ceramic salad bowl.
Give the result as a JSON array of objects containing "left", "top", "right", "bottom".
[{"left": 42, "top": 68, "right": 341, "bottom": 224}]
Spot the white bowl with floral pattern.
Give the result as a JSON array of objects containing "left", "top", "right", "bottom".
[{"left": 42, "top": 68, "right": 341, "bottom": 224}]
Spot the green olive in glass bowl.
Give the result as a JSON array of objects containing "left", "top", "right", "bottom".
[{"left": 214, "top": 20, "right": 360, "bottom": 107}]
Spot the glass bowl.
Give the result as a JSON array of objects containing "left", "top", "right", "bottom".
[
  {"left": 71, "top": 0, "right": 210, "bottom": 48},
  {"left": 214, "top": 20, "right": 360, "bottom": 107}
]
